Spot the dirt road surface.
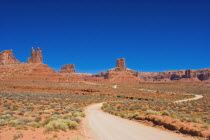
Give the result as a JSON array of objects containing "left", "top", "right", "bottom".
[
  {"left": 174, "top": 95, "right": 203, "bottom": 103},
  {"left": 83, "top": 103, "right": 196, "bottom": 140}
]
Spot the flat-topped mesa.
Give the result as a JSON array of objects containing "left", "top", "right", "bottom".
[
  {"left": 115, "top": 58, "right": 126, "bottom": 71},
  {"left": 0, "top": 50, "right": 20, "bottom": 65},
  {"left": 27, "top": 47, "right": 43, "bottom": 63},
  {"left": 58, "top": 64, "right": 76, "bottom": 73}
]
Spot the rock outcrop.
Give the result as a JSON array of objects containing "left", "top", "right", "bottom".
[
  {"left": 92, "top": 58, "right": 210, "bottom": 82},
  {"left": 58, "top": 64, "right": 75, "bottom": 73},
  {"left": 92, "top": 58, "right": 140, "bottom": 83},
  {"left": 138, "top": 69, "right": 210, "bottom": 82},
  {"left": 0, "top": 50, "right": 20, "bottom": 65},
  {"left": 116, "top": 58, "right": 126, "bottom": 71},
  {"left": 27, "top": 47, "right": 43, "bottom": 63},
  {"left": 185, "top": 70, "right": 191, "bottom": 78}
]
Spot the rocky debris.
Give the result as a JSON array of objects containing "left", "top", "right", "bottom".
[
  {"left": 116, "top": 58, "right": 126, "bottom": 71},
  {"left": 27, "top": 47, "right": 43, "bottom": 63},
  {"left": 0, "top": 50, "right": 20, "bottom": 65},
  {"left": 81, "top": 89, "right": 100, "bottom": 92},
  {"left": 58, "top": 64, "right": 75, "bottom": 73}
]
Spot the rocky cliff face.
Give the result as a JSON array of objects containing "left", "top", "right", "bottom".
[
  {"left": 0, "top": 50, "right": 20, "bottom": 65},
  {"left": 58, "top": 64, "right": 75, "bottom": 73},
  {"left": 93, "top": 58, "right": 210, "bottom": 82},
  {"left": 27, "top": 47, "right": 43, "bottom": 63},
  {"left": 138, "top": 69, "right": 210, "bottom": 82}
]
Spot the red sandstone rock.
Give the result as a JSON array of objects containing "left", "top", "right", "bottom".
[
  {"left": 185, "top": 70, "right": 191, "bottom": 78},
  {"left": 0, "top": 50, "right": 20, "bottom": 65},
  {"left": 27, "top": 47, "right": 43, "bottom": 63},
  {"left": 58, "top": 64, "right": 76, "bottom": 73},
  {"left": 115, "top": 58, "right": 126, "bottom": 71}
]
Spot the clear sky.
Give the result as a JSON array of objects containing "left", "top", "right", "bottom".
[{"left": 0, "top": 0, "right": 209, "bottom": 74}]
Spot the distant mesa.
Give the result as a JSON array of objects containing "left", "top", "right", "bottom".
[
  {"left": 27, "top": 47, "right": 43, "bottom": 63},
  {"left": 0, "top": 50, "right": 20, "bottom": 65},
  {"left": 59, "top": 64, "right": 76, "bottom": 73}
]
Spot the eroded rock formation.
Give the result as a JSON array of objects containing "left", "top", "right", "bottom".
[
  {"left": 116, "top": 58, "right": 126, "bottom": 71},
  {"left": 185, "top": 70, "right": 191, "bottom": 78},
  {"left": 27, "top": 47, "right": 43, "bottom": 63},
  {"left": 0, "top": 50, "right": 20, "bottom": 65},
  {"left": 58, "top": 64, "right": 75, "bottom": 73},
  {"left": 92, "top": 58, "right": 140, "bottom": 83}
]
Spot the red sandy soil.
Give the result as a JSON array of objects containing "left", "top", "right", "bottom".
[{"left": 0, "top": 127, "right": 83, "bottom": 140}]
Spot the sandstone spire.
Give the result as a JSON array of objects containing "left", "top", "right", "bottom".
[
  {"left": 0, "top": 50, "right": 20, "bottom": 65},
  {"left": 115, "top": 58, "right": 126, "bottom": 71},
  {"left": 27, "top": 47, "right": 43, "bottom": 63}
]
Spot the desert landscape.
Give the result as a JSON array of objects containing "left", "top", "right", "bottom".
[
  {"left": 0, "top": 48, "right": 209, "bottom": 140},
  {"left": 1, "top": 0, "right": 209, "bottom": 140}
]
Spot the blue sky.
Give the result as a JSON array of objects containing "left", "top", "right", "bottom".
[{"left": 0, "top": 0, "right": 209, "bottom": 73}]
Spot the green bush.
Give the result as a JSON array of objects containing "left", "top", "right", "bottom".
[
  {"left": 0, "top": 119, "right": 8, "bottom": 126},
  {"left": 45, "top": 119, "right": 78, "bottom": 131},
  {"left": 161, "top": 110, "right": 171, "bottom": 116},
  {"left": 13, "top": 132, "right": 23, "bottom": 140},
  {"left": 73, "top": 112, "right": 85, "bottom": 117},
  {"left": 191, "top": 118, "right": 203, "bottom": 124},
  {"left": 145, "top": 109, "right": 160, "bottom": 115},
  {"left": 1, "top": 114, "right": 12, "bottom": 120},
  {"left": 30, "top": 122, "right": 42, "bottom": 128},
  {"left": 9, "top": 119, "right": 24, "bottom": 127}
]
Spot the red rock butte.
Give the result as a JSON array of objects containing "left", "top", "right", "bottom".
[
  {"left": 0, "top": 50, "right": 20, "bottom": 65},
  {"left": 116, "top": 58, "right": 126, "bottom": 71},
  {"left": 59, "top": 64, "right": 76, "bottom": 73}
]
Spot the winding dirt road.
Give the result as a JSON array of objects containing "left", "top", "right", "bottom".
[
  {"left": 83, "top": 103, "right": 196, "bottom": 140},
  {"left": 174, "top": 95, "right": 203, "bottom": 103}
]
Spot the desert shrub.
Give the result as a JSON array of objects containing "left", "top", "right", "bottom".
[
  {"left": 73, "top": 112, "right": 85, "bottom": 117},
  {"left": 5, "top": 111, "right": 15, "bottom": 116},
  {"left": 13, "top": 132, "right": 23, "bottom": 140},
  {"left": 145, "top": 109, "right": 160, "bottom": 115},
  {"left": 9, "top": 118, "right": 32, "bottom": 127},
  {"left": 45, "top": 119, "right": 78, "bottom": 131},
  {"left": 0, "top": 119, "right": 8, "bottom": 126},
  {"left": 191, "top": 118, "right": 203, "bottom": 124},
  {"left": 42, "top": 110, "right": 52, "bottom": 114},
  {"left": 161, "top": 110, "right": 171, "bottom": 116},
  {"left": 71, "top": 117, "right": 81, "bottom": 123},
  {"left": 127, "top": 112, "right": 139, "bottom": 119},
  {"left": 201, "top": 123, "right": 209, "bottom": 129},
  {"left": 15, "top": 125, "right": 27, "bottom": 130},
  {"left": 34, "top": 117, "right": 41, "bottom": 122},
  {"left": 9, "top": 119, "right": 24, "bottom": 127},
  {"left": 44, "top": 115, "right": 59, "bottom": 125},
  {"left": 29, "top": 122, "right": 42, "bottom": 128},
  {"left": 19, "top": 118, "right": 33, "bottom": 124},
  {"left": 1, "top": 114, "right": 12, "bottom": 120}
]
